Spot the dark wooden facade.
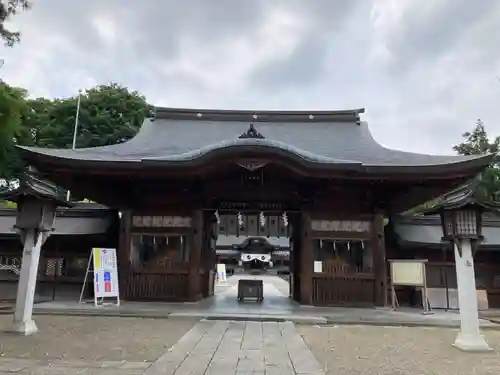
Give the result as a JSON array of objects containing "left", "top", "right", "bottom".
[
  {"left": 3, "top": 208, "right": 500, "bottom": 307},
  {"left": 116, "top": 208, "right": 386, "bottom": 306}
]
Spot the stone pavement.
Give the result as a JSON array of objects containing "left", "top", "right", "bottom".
[
  {"left": 144, "top": 320, "right": 325, "bottom": 375},
  {"left": 0, "top": 358, "right": 152, "bottom": 374}
]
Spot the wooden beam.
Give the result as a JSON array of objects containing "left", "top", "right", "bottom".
[
  {"left": 371, "top": 213, "right": 387, "bottom": 306},
  {"left": 188, "top": 210, "right": 203, "bottom": 301},
  {"left": 117, "top": 211, "right": 131, "bottom": 296},
  {"left": 300, "top": 211, "right": 313, "bottom": 305}
]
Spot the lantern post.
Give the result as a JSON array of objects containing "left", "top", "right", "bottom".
[
  {"left": 424, "top": 183, "right": 496, "bottom": 352},
  {"left": 0, "top": 173, "right": 71, "bottom": 335}
]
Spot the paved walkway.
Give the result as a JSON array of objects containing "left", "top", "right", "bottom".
[
  {"left": 145, "top": 320, "right": 325, "bottom": 375},
  {"left": 212, "top": 274, "right": 292, "bottom": 311},
  {"left": 0, "top": 358, "right": 151, "bottom": 374}
]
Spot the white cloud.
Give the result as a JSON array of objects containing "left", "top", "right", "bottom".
[{"left": 1, "top": 0, "right": 500, "bottom": 156}]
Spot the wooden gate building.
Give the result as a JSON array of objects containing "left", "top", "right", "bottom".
[{"left": 17, "top": 107, "right": 494, "bottom": 306}]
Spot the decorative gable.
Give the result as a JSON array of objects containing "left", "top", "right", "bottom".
[{"left": 238, "top": 124, "right": 265, "bottom": 139}]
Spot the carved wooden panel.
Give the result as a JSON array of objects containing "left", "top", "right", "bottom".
[
  {"left": 132, "top": 215, "right": 192, "bottom": 228},
  {"left": 311, "top": 220, "right": 371, "bottom": 233}
]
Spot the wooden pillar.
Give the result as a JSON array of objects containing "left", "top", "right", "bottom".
[
  {"left": 300, "top": 211, "right": 313, "bottom": 305},
  {"left": 371, "top": 213, "right": 387, "bottom": 306},
  {"left": 117, "top": 211, "right": 131, "bottom": 299},
  {"left": 117, "top": 211, "right": 130, "bottom": 270},
  {"left": 201, "top": 210, "right": 216, "bottom": 297},
  {"left": 188, "top": 210, "right": 203, "bottom": 301}
]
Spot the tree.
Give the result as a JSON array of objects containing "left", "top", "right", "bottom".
[
  {"left": 32, "top": 83, "right": 150, "bottom": 149},
  {"left": 0, "top": 0, "right": 31, "bottom": 46},
  {"left": 453, "top": 119, "right": 500, "bottom": 202},
  {"left": 0, "top": 82, "right": 26, "bottom": 187},
  {"left": 453, "top": 119, "right": 500, "bottom": 157}
]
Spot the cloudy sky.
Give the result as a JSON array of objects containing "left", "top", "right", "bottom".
[{"left": 1, "top": 0, "right": 500, "bottom": 155}]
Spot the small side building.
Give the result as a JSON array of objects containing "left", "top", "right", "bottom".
[
  {"left": 389, "top": 214, "right": 500, "bottom": 309},
  {"left": 0, "top": 203, "right": 117, "bottom": 301}
]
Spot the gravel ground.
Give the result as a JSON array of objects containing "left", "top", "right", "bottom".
[
  {"left": 298, "top": 325, "right": 500, "bottom": 375},
  {"left": 0, "top": 315, "right": 197, "bottom": 362}
]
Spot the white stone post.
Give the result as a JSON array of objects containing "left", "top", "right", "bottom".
[
  {"left": 10, "top": 229, "right": 43, "bottom": 335},
  {"left": 453, "top": 238, "right": 491, "bottom": 352}
]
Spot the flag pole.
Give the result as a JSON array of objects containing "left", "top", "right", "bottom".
[{"left": 66, "top": 90, "right": 82, "bottom": 201}]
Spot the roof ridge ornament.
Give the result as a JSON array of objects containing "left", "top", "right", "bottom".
[{"left": 239, "top": 124, "right": 265, "bottom": 139}]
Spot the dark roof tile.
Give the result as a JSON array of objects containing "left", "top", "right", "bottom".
[{"left": 18, "top": 107, "right": 493, "bottom": 171}]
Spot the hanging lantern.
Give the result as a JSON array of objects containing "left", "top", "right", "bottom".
[
  {"left": 347, "top": 241, "right": 351, "bottom": 251},
  {"left": 441, "top": 209, "right": 481, "bottom": 240},
  {"left": 238, "top": 212, "right": 243, "bottom": 227},
  {"left": 214, "top": 210, "right": 220, "bottom": 224},
  {"left": 361, "top": 240, "right": 365, "bottom": 249}
]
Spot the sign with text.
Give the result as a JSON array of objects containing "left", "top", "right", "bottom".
[
  {"left": 216, "top": 263, "right": 227, "bottom": 283},
  {"left": 311, "top": 220, "right": 371, "bottom": 233},
  {"left": 389, "top": 259, "right": 431, "bottom": 314},
  {"left": 313, "top": 261, "right": 323, "bottom": 273},
  {"left": 389, "top": 260, "right": 426, "bottom": 287},
  {"left": 92, "top": 248, "right": 120, "bottom": 299},
  {"left": 132, "top": 215, "right": 192, "bottom": 228}
]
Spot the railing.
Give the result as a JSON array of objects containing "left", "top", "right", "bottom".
[
  {"left": 0, "top": 256, "right": 21, "bottom": 276},
  {"left": 0, "top": 255, "right": 90, "bottom": 282}
]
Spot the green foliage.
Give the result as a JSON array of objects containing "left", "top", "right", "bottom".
[
  {"left": 0, "top": 199, "right": 16, "bottom": 208},
  {"left": 404, "top": 119, "right": 499, "bottom": 214},
  {"left": 21, "top": 83, "right": 149, "bottom": 149},
  {"left": 453, "top": 119, "right": 500, "bottom": 157},
  {"left": 476, "top": 167, "right": 500, "bottom": 203},
  {"left": 453, "top": 119, "right": 500, "bottom": 203},
  {"left": 0, "top": 0, "right": 31, "bottom": 46},
  {"left": 0, "top": 82, "right": 27, "bottom": 182}
]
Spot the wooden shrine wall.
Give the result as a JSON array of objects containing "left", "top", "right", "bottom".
[
  {"left": 119, "top": 210, "right": 213, "bottom": 302},
  {"left": 302, "top": 213, "right": 387, "bottom": 307}
]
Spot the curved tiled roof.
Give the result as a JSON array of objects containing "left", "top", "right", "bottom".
[{"left": 18, "top": 107, "right": 494, "bottom": 173}]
